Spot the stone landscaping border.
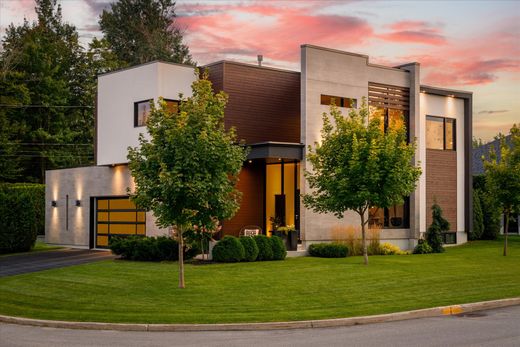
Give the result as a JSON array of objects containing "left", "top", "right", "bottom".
[{"left": 0, "top": 297, "right": 518, "bottom": 332}]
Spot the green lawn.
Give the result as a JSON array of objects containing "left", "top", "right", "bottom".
[
  {"left": 0, "top": 241, "right": 62, "bottom": 258},
  {"left": 0, "top": 237, "right": 519, "bottom": 324}
]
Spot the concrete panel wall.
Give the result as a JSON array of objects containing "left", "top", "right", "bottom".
[
  {"left": 45, "top": 165, "right": 167, "bottom": 247},
  {"left": 97, "top": 62, "right": 195, "bottom": 166},
  {"left": 300, "top": 45, "right": 414, "bottom": 247}
]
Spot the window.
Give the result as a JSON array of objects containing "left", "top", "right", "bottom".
[
  {"left": 320, "top": 94, "right": 357, "bottom": 108},
  {"left": 426, "top": 116, "right": 456, "bottom": 150},
  {"left": 370, "top": 107, "right": 409, "bottom": 138},
  {"left": 368, "top": 197, "right": 410, "bottom": 229},
  {"left": 134, "top": 100, "right": 151, "bottom": 127},
  {"left": 134, "top": 99, "right": 180, "bottom": 127}
]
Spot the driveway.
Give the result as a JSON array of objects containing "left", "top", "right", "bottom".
[
  {"left": 1, "top": 305, "right": 519, "bottom": 346},
  {"left": 0, "top": 249, "right": 115, "bottom": 277}
]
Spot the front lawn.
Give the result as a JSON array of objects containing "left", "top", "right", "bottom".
[
  {"left": 0, "top": 241, "right": 63, "bottom": 258},
  {"left": 0, "top": 237, "right": 519, "bottom": 324}
]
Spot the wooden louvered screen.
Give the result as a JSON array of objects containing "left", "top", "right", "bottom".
[{"left": 368, "top": 83, "right": 409, "bottom": 111}]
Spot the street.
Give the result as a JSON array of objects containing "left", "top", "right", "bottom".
[{"left": 1, "top": 305, "right": 519, "bottom": 346}]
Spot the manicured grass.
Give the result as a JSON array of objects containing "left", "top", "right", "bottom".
[
  {"left": 0, "top": 237, "right": 519, "bottom": 324},
  {"left": 0, "top": 241, "right": 63, "bottom": 258}
]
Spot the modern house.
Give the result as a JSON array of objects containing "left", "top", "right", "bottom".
[{"left": 45, "top": 45, "right": 473, "bottom": 250}]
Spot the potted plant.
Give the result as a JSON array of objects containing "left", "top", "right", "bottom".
[{"left": 274, "top": 224, "right": 298, "bottom": 251}]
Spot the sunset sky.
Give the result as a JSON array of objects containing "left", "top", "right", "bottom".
[{"left": 1, "top": 0, "right": 519, "bottom": 141}]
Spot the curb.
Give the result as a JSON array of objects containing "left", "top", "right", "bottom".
[{"left": 1, "top": 297, "right": 519, "bottom": 332}]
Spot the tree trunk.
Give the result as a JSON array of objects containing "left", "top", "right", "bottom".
[
  {"left": 360, "top": 212, "right": 368, "bottom": 265},
  {"left": 503, "top": 212, "right": 509, "bottom": 257},
  {"left": 178, "top": 225, "right": 185, "bottom": 288}
]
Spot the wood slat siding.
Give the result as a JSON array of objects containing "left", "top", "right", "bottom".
[
  {"left": 207, "top": 62, "right": 301, "bottom": 144},
  {"left": 426, "top": 149, "right": 457, "bottom": 231},
  {"left": 221, "top": 161, "right": 264, "bottom": 236},
  {"left": 368, "top": 82, "right": 410, "bottom": 111}
]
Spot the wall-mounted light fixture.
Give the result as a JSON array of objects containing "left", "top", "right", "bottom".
[
  {"left": 448, "top": 94, "right": 455, "bottom": 98},
  {"left": 75, "top": 200, "right": 81, "bottom": 207},
  {"left": 248, "top": 159, "right": 252, "bottom": 164},
  {"left": 51, "top": 201, "right": 57, "bottom": 207}
]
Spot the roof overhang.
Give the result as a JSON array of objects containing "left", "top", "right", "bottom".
[{"left": 246, "top": 142, "right": 304, "bottom": 160}]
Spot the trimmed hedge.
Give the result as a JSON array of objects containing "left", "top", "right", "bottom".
[
  {"left": 212, "top": 236, "right": 245, "bottom": 262},
  {"left": 413, "top": 240, "right": 433, "bottom": 254},
  {"left": 109, "top": 236, "right": 199, "bottom": 261},
  {"left": 270, "top": 235, "right": 287, "bottom": 260},
  {"left": 239, "top": 236, "right": 259, "bottom": 262},
  {"left": 0, "top": 183, "right": 44, "bottom": 254},
  {"left": 308, "top": 243, "right": 349, "bottom": 258},
  {"left": 253, "top": 235, "right": 274, "bottom": 261}
]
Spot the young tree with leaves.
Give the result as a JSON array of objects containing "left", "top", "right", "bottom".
[
  {"left": 303, "top": 100, "right": 421, "bottom": 265},
  {"left": 99, "top": 0, "right": 193, "bottom": 66},
  {"left": 127, "top": 71, "right": 247, "bottom": 288},
  {"left": 483, "top": 124, "right": 520, "bottom": 256}
]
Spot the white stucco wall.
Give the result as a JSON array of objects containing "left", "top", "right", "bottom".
[
  {"left": 419, "top": 93, "right": 466, "bottom": 235},
  {"left": 97, "top": 62, "right": 195, "bottom": 166},
  {"left": 45, "top": 165, "right": 167, "bottom": 247},
  {"left": 300, "top": 45, "right": 414, "bottom": 247}
]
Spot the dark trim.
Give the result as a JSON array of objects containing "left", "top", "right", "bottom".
[
  {"left": 134, "top": 99, "right": 153, "bottom": 127},
  {"left": 426, "top": 115, "right": 456, "bottom": 151},
  {"left": 89, "top": 197, "right": 95, "bottom": 249},
  {"left": 247, "top": 142, "right": 304, "bottom": 160},
  {"left": 66, "top": 194, "right": 69, "bottom": 231},
  {"left": 94, "top": 87, "right": 98, "bottom": 165}
]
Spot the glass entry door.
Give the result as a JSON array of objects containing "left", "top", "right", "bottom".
[{"left": 265, "top": 160, "right": 300, "bottom": 233}]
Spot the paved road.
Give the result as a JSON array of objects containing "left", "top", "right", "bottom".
[
  {"left": 1, "top": 305, "right": 519, "bottom": 347},
  {"left": 0, "top": 249, "right": 114, "bottom": 277}
]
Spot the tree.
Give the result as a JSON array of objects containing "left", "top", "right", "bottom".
[
  {"left": 426, "top": 203, "right": 448, "bottom": 253},
  {"left": 99, "top": 0, "right": 193, "bottom": 66},
  {"left": 303, "top": 100, "right": 421, "bottom": 265},
  {"left": 127, "top": 71, "right": 247, "bottom": 288},
  {"left": 471, "top": 189, "right": 485, "bottom": 240},
  {"left": 483, "top": 124, "right": 520, "bottom": 256},
  {"left": 0, "top": 0, "right": 94, "bottom": 182},
  {"left": 473, "top": 175, "right": 501, "bottom": 239}
]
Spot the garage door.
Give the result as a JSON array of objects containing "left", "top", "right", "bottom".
[{"left": 95, "top": 197, "right": 146, "bottom": 248}]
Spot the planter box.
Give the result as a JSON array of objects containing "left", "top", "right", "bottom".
[{"left": 272, "top": 230, "right": 298, "bottom": 251}]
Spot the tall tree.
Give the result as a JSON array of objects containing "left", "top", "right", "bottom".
[
  {"left": 99, "top": 0, "right": 193, "bottom": 66},
  {"left": 0, "top": 0, "right": 94, "bottom": 182},
  {"left": 303, "top": 100, "right": 421, "bottom": 265},
  {"left": 483, "top": 124, "right": 520, "bottom": 256},
  {"left": 127, "top": 71, "right": 246, "bottom": 288}
]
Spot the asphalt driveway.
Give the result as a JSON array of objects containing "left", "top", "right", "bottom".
[{"left": 0, "top": 249, "right": 115, "bottom": 277}]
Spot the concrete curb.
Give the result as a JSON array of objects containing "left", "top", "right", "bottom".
[{"left": 1, "top": 297, "right": 519, "bottom": 332}]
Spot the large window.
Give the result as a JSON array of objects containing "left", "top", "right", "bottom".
[
  {"left": 134, "top": 99, "right": 179, "bottom": 127},
  {"left": 368, "top": 197, "right": 410, "bottom": 229},
  {"left": 370, "top": 107, "right": 409, "bottom": 139},
  {"left": 426, "top": 116, "right": 456, "bottom": 150},
  {"left": 321, "top": 94, "right": 357, "bottom": 108}
]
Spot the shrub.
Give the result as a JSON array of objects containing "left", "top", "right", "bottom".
[
  {"left": 470, "top": 189, "right": 485, "bottom": 240},
  {"left": 331, "top": 225, "right": 381, "bottom": 256},
  {"left": 308, "top": 242, "right": 349, "bottom": 258},
  {"left": 270, "top": 235, "right": 287, "bottom": 260},
  {"left": 0, "top": 186, "right": 39, "bottom": 254},
  {"left": 253, "top": 235, "right": 274, "bottom": 261},
  {"left": 239, "top": 236, "right": 259, "bottom": 262},
  {"left": 212, "top": 236, "right": 245, "bottom": 262},
  {"left": 413, "top": 239, "right": 433, "bottom": 254},
  {"left": 426, "top": 203, "right": 448, "bottom": 253},
  {"left": 109, "top": 236, "right": 196, "bottom": 261},
  {"left": 380, "top": 242, "right": 409, "bottom": 255},
  {"left": 474, "top": 175, "right": 501, "bottom": 239}
]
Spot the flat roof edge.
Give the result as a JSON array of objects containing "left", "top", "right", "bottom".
[
  {"left": 203, "top": 60, "right": 300, "bottom": 75},
  {"left": 421, "top": 84, "right": 473, "bottom": 97},
  {"left": 97, "top": 60, "right": 195, "bottom": 78}
]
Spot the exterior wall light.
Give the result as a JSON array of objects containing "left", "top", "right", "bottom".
[
  {"left": 248, "top": 160, "right": 253, "bottom": 164},
  {"left": 75, "top": 200, "right": 81, "bottom": 207},
  {"left": 51, "top": 201, "right": 57, "bottom": 207}
]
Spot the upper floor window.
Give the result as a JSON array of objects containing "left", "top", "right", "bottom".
[
  {"left": 370, "top": 107, "right": 408, "bottom": 136},
  {"left": 134, "top": 99, "right": 179, "bottom": 127},
  {"left": 320, "top": 94, "right": 357, "bottom": 108},
  {"left": 426, "top": 116, "right": 456, "bottom": 150}
]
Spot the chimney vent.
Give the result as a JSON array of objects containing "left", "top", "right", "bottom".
[{"left": 257, "top": 55, "right": 263, "bottom": 67}]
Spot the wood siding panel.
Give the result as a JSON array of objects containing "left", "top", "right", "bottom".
[
  {"left": 209, "top": 62, "right": 300, "bottom": 144},
  {"left": 426, "top": 149, "right": 457, "bottom": 231},
  {"left": 221, "top": 162, "right": 264, "bottom": 237}
]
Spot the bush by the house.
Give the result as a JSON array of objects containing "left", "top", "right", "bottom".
[
  {"left": 426, "top": 203, "right": 448, "bottom": 253},
  {"left": 308, "top": 242, "right": 349, "bottom": 258},
  {"left": 253, "top": 235, "right": 274, "bottom": 261},
  {"left": 380, "top": 242, "right": 409, "bottom": 255},
  {"left": 270, "top": 235, "right": 287, "bottom": 260},
  {"left": 413, "top": 239, "right": 433, "bottom": 254},
  {"left": 470, "top": 189, "right": 485, "bottom": 240},
  {"left": 239, "top": 236, "right": 259, "bottom": 261},
  {"left": 330, "top": 226, "right": 383, "bottom": 256},
  {"left": 109, "top": 236, "right": 198, "bottom": 261},
  {"left": 0, "top": 184, "right": 42, "bottom": 254},
  {"left": 212, "top": 236, "right": 245, "bottom": 262}
]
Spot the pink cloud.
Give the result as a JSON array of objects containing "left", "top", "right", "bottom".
[{"left": 378, "top": 20, "right": 446, "bottom": 45}]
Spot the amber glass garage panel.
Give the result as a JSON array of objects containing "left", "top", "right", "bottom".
[
  {"left": 137, "top": 212, "right": 146, "bottom": 222},
  {"left": 110, "top": 224, "right": 136, "bottom": 235},
  {"left": 136, "top": 224, "right": 146, "bottom": 235},
  {"left": 97, "top": 224, "right": 108, "bottom": 234},
  {"left": 445, "top": 118, "right": 455, "bottom": 150},
  {"left": 97, "top": 235, "right": 108, "bottom": 247},
  {"left": 97, "top": 200, "right": 108, "bottom": 209},
  {"left": 426, "top": 116, "right": 444, "bottom": 150},
  {"left": 110, "top": 211, "right": 137, "bottom": 222},
  {"left": 97, "top": 212, "right": 109, "bottom": 222},
  {"left": 110, "top": 199, "right": 136, "bottom": 210}
]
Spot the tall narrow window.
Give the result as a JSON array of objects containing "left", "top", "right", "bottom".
[
  {"left": 134, "top": 100, "right": 151, "bottom": 127},
  {"left": 426, "top": 116, "right": 456, "bottom": 150}
]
